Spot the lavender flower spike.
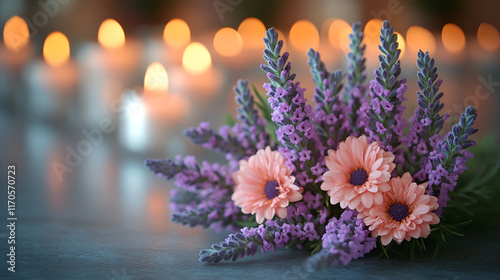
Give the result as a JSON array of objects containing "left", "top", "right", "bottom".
[
  {"left": 345, "top": 22, "right": 369, "bottom": 135},
  {"left": 307, "top": 48, "right": 347, "bottom": 149},
  {"left": 428, "top": 106, "right": 478, "bottom": 217},
  {"left": 405, "top": 50, "right": 447, "bottom": 180},
  {"left": 366, "top": 20, "right": 408, "bottom": 157},
  {"left": 234, "top": 79, "right": 270, "bottom": 151},
  {"left": 260, "top": 28, "right": 325, "bottom": 187},
  {"left": 200, "top": 214, "right": 322, "bottom": 263},
  {"left": 306, "top": 210, "right": 376, "bottom": 271}
]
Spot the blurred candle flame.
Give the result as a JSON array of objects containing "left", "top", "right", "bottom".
[
  {"left": 163, "top": 19, "right": 191, "bottom": 48},
  {"left": 98, "top": 19, "right": 125, "bottom": 49},
  {"left": 182, "top": 42, "right": 211, "bottom": 75},
  {"left": 477, "top": 23, "right": 500, "bottom": 52},
  {"left": 289, "top": 20, "right": 319, "bottom": 51},
  {"left": 237, "top": 17, "right": 266, "bottom": 49},
  {"left": 442, "top": 23, "right": 466, "bottom": 53},
  {"left": 3, "top": 15, "right": 29, "bottom": 51},
  {"left": 364, "top": 19, "right": 383, "bottom": 48},
  {"left": 406, "top": 26, "right": 436, "bottom": 56},
  {"left": 328, "top": 19, "right": 351, "bottom": 52},
  {"left": 144, "top": 62, "right": 169, "bottom": 96},
  {"left": 43, "top": 31, "right": 70, "bottom": 67},
  {"left": 213, "top": 27, "right": 243, "bottom": 57}
]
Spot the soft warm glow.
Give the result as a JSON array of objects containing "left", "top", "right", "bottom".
[
  {"left": 364, "top": 19, "right": 383, "bottom": 46},
  {"left": 182, "top": 42, "right": 212, "bottom": 74},
  {"left": 328, "top": 19, "right": 351, "bottom": 51},
  {"left": 98, "top": 19, "right": 125, "bottom": 49},
  {"left": 395, "top": 32, "right": 405, "bottom": 58},
  {"left": 213, "top": 27, "right": 243, "bottom": 57},
  {"left": 406, "top": 26, "right": 436, "bottom": 55},
  {"left": 442, "top": 23, "right": 466, "bottom": 53},
  {"left": 163, "top": 19, "right": 190, "bottom": 48},
  {"left": 3, "top": 15, "right": 29, "bottom": 51},
  {"left": 144, "top": 62, "right": 168, "bottom": 95},
  {"left": 289, "top": 20, "right": 319, "bottom": 51},
  {"left": 238, "top": 17, "right": 266, "bottom": 49},
  {"left": 43, "top": 32, "right": 70, "bottom": 67},
  {"left": 477, "top": 23, "right": 500, "bottom": 52}
]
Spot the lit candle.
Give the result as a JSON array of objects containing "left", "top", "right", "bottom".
[{"left": 0, "top": 15, "right": 33, "bottom": 71}]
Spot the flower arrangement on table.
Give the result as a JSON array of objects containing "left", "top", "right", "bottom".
[{"left": 145, "top": 20, "right": 498, "bottom": 270}]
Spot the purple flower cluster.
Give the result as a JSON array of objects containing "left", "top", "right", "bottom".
[
  {"left": 184, "top": 80, "right": 271, "bottom": 162},
  {"left": 199, "top": 214, "right": 323, "bottom": 263},
  {"left": 366, "top": 21, "right": 408, "bottom": 164},
  {"left": 260, "top": 28, "right": 324, "bottom": 186},
  {"left": 345, "top": 22, "right": 370, "bottom": 135},
  {"left": 306, "top": 210, "right": 376, "bottom": 271},
  {"left": 404, "top": 50, "right": 448, "bottom": 180},
  {"left": 145, "top": 156, "right": 245, "bottom": 231},
  {"left": 307, "top": 49, "right": 349, "bottom": 150},
  {"left": 425, "top": 106, "right": 478, "bottom": 216}
]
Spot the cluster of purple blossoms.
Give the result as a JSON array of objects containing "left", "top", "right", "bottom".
[
  {"left": 260, "top": 28, "right": 325, "bottom": 186},
  {"left": 426, "top": 106, "right": 478, "bottom": 216},
  {"left": 199, "top": 213, "right": 323, "bottom": 263},
  {"left": 366, "top": 21, "right": 408, "bottom": 166},
  {"left": 404, "top": 50, "right": 448, "bottom": 180},
  {"left": 184, "top": 80, "right": 270, "bottom": 162},
  {"left": 306, "top": 210, "right": 376, "bottom": 270},
  {"left": 307, "top": 49, "right": 349, "bottom": 150},
  {"left": 146, "top": 19, "right": 479, "bottom": 271},
  {"left": 145, "top": 155, "right": 245, "bottom": 232}
]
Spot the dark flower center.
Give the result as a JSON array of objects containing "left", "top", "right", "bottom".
[
  {"left": 265, "top": 180, "right": 280, "bottom": 199},
  {"left": 349, "top": 168, "right": 368, "bottom": 186},
  {"left": 388, "top": 202, "right": 410, "bottom": 222}
]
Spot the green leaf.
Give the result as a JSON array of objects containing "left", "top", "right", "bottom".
[{"left": 225, "top": 113, "right": 236, "bottom": 127}]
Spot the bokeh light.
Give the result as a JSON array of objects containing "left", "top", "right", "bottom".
[
  {"left": 213, "top": 27, "right": 243, "bottom": 57},
  {"left": 364, "top": 19, "right": 383, "bottom": 47},
  {"left": 442, "top": 23, "right": 466, "bottom": 53},
  {"left": 98, "top": 19, "right": 125, "bottom": 49},
  {"left": 328, "top": 19, "right": 351, "bottom": 52},
  {"left": 182, "top": 42, "right": 212, "bottom": 74},
  {"left": 43, "top": 32, "right": 70, "bottom": 67},
  {"left": 406, "top": 26, "right": 436, "bottom": 56},
  {"left": 3, "top": 15, "right": 29, "bottom": 51},
  {"left": 144, "top": 62, "right": 168, "bottom": 96},
  {"left": 237, "top": 17, "right": 266, "bottom": 49},
  {"left": 163, "top": 19, "right": 191, "bottom": 48},
  {"left": 477, "top": 23, "right": 500, "bottom": 52},
  {"left": 289, "top": 20, "right": 319, "bottom": 51}
]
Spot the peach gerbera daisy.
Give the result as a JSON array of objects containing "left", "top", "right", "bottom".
[
  {"left": 358, "top": 172, "right": 440, "bottom": 246},
  {"left": 321, "top": 135, "right": 395, "bottom": 212},
  {"left": 231, "top": 146, "right": 303, "bottom": 224}
]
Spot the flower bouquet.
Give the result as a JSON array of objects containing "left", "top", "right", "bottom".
[{"left": 145, "top": 20, "right": 497, "bottom": 270}]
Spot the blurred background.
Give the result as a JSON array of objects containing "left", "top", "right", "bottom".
[{"left": 0, "top": 0, "right": 499, "bottom": 278}]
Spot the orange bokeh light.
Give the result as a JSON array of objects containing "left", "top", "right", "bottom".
[
  {"left": 442, "top": 23, "right": 466, "bottom": 53},
  {"left": 43, "top": 31, "right": 70, "bottom": 67},
  {"left": 182, "top": 42, "right": 212, "bottom": 74},
  {"left": 238, "top": 17, "right": 266, "bottom": 49},
  {"left": 213, "top": 27, "right": 243, "bottom": 57},
  {"left": 289, "top": 20, "right": 319, "bottom": 52},
  {"left": 406, "top": 26, "right": 436, "bottom": 56},
  {"left": 364, "top": 19, "right": 383, "bottom": 47},
  {"left": 328, "top": 19, "right": 351, "bottom": 52},
  {"left": 3, "top": 15, "right": 29, "bottom": 51},
  {"left": 163, "top": 19, "right": 191, "bottom": 48},
  {"left": 477, "top": 23, "right": 500, "bottom": 52},
  {"left": 144, "top": 62, "right": 168, "bottom": 96},
  {"left": 98, "top": 19, "right": 125, "bottom": 49}
]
